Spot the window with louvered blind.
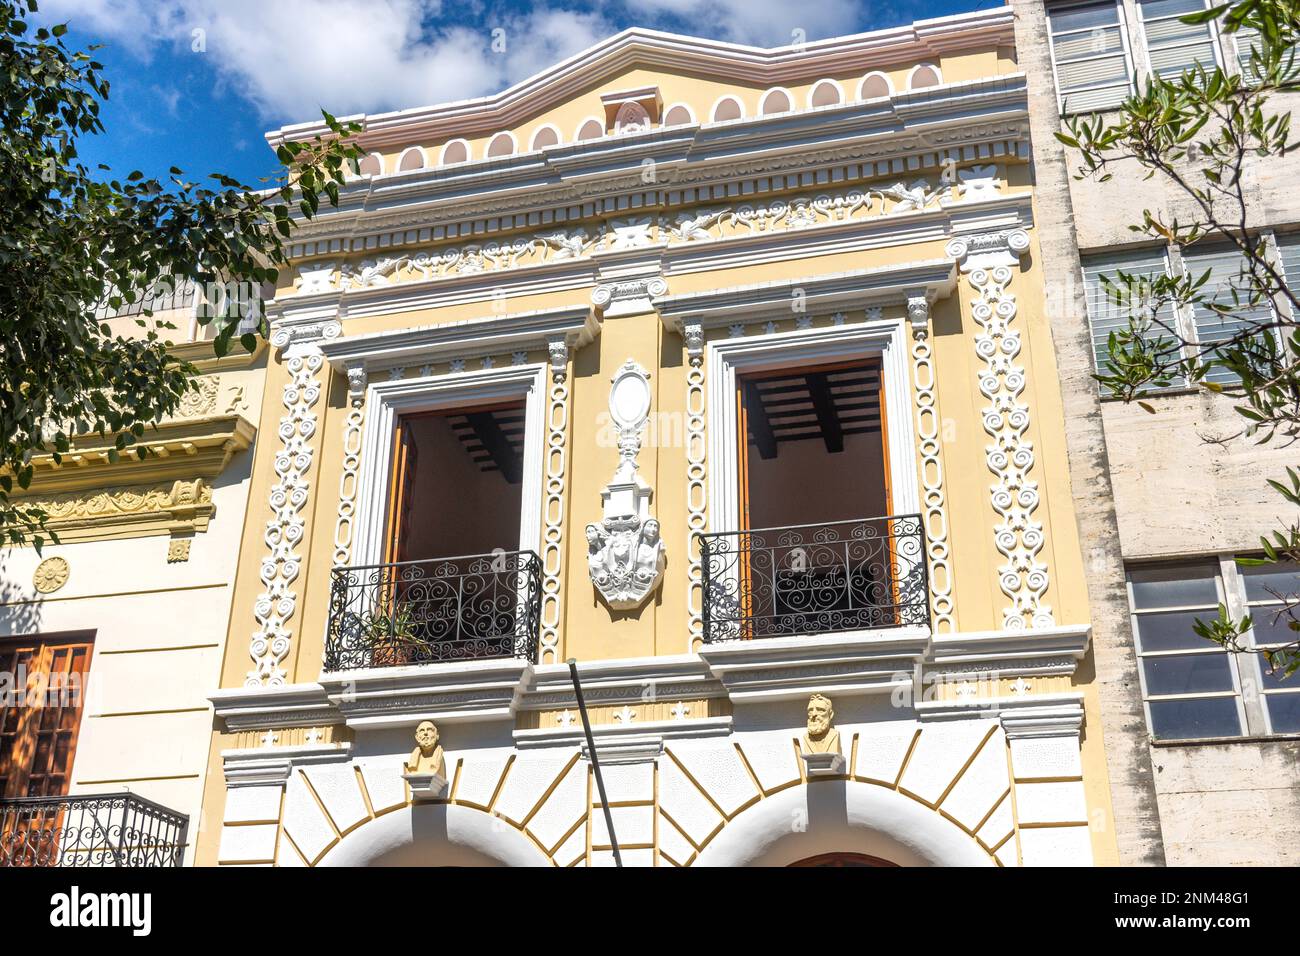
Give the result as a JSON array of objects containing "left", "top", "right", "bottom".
[
  {"left": 1137, "top": 0, "right": 1223, "bottom": 79},
  {"left": 1181, "top": 245, "right": 1275, "bottom": 384},
  {"left": 1275, "top": 231, "right": 1300, "bottom": 293},
  {"left": 1047, "top": 1, "right": 1134, "bottom": 113},
  {"left": 1080, "top": 248, "right": 1184, "bottom": 385},
  {"left": 1232, "top": 24, "right": 1264, "bottom": 79}
]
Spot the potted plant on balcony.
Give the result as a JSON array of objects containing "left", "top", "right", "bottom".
[{"left": 361, "top": 603, "right": 426, "bottom": 666}]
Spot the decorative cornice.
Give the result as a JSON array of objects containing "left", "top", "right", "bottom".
[
  {"left": 18, "top": 478, "right": 215, "bottom": 544},
  {"left": 698, "top": 627, "right": 932, "bottom": 702},
  {"left": 317, "top": 304, "right": 598, "bottom": 376},
  {"left": 654, "top": 258, "right": 957, "bottom": 328},
  {"left": 267, "top": 12, "right": 1017, "bottom": 150},
  {"left": 19, "top": 415, "right": 255, "bottom": 497}
]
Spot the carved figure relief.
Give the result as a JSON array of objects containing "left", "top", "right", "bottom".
[
  {"left": 587, "top": 360, "right": 666, "bottom": 610},
  {"left": 802, "top": 693, "right": 841, "bottom": 756}
]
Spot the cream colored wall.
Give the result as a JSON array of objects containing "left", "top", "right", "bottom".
[{"left": 0, "top": 356, "right": 267, "bottom": 865}]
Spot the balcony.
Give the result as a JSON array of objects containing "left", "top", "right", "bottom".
[
  {"left": 699, "top": 514, "right": 929, "bottom": 644},
  {"left": 324, "top": 550, "right": 543, "bottom": 671},
  {"left": 0, "top": 793, "right": 188, "bottom": 867}
]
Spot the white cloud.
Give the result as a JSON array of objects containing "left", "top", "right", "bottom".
[{"left": 36, "top": 0, "right": 874, "bottom": 124}]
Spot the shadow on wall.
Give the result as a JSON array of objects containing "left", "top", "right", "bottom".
[{"left": 0, "top": 552, "right": 44, "bottom": 636}]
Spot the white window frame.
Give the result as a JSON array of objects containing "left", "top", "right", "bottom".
[
  {"left": 1047, "top": 0, "right": 1137, "bottom": 115},
  {"left": 1128, "top": 555, "right": 1300, "bottom": 741},
  {"left": 705, "top": 318, "right": 919, "bottom": 537},
  {"left": 1234, "top": 558, "right": 1300, "bottom": 735},
  {"left": 1128, "top": 561, "right": 1249, "bottom": 741},
  {"left": 351, "top": 364, "right": 547, "bottom": 569}
]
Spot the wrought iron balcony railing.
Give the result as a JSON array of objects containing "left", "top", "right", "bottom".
[
  {"left": 698, "top": 514, "right": 929, "bottom": 643},
  {"left": 0, "top": 793, "right": 188, "bottom": 867},
  {"left": 325, "top": 549, "right": 543, "bottom": 671}
]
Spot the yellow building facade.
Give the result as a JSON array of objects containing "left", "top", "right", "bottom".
[{"left": 197, "top": 8, "right": 1120, "bottom": 867}]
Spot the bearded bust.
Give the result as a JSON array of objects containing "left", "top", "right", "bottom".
[
  {"left": 406, "top": 720, "right": 446, "bottom": 778},
  {"left": 802, "top": 694, "right": 841, "bottom": 756}
]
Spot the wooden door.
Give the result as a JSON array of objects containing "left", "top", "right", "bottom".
[
  {"left": 0, "top": 635, "right": 93, "bottom": 866},
  {"left": 0, "top": 636, "right": 92, "bottom": 799},
  {"left": 384, "top": 420, "right": 419, "bottom": 567}
]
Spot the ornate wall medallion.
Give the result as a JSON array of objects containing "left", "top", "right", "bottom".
[{"left": 33, "top": 556, "right": 70, "bottom": 594}]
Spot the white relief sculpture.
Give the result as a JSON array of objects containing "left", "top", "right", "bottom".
[
  {"left": 341, "top": 257, "right": 408, "bottom": 289},
  {"left": 539, "top": 228, "right": 592, "bottom": 259},
  {"left": 878, "top": 179, "right": 939, "bottom": 212},
  {"left": 587, "top": 359, "right": 666, "bottom": 610},
  {"left": 956, "top": 164, "right": 1001, "bottom": 203},
  {"left": 946, "top": 229, "right": 1053, "bottom": 629},
  {"left": 249, "top": 344, "right": 327, "bottom": 686},
  {"left": 540, "top": 338, "right": 571, "bottom": 663},
  {"left": 907, "top": 293, "right": 956, "bottom": 633},
  {"left": 603, "top": 217, "right": 654, "bottom": 251},
  {"left": 295, "top": 261, "right": 337, "bottom": 294},
  {"left": 669, "top": 209, "right": 724, "bottom": 242},
  {"left": 614, "top": 101, "right": 652, "bottom": 135}
]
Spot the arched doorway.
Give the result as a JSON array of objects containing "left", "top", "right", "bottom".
[
  {"left": 317, "top": 803, "right": 552, "bottom": 867},
  {"left": 788, "top": 852, "right": 899, "bottom": 867}
]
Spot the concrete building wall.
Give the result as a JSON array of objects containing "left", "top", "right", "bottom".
[{"left": 1018, "top": 0, "right": 1300, "bottom": 866}]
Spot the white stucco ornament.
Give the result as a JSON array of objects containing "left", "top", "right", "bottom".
[{"left": 586, "top": 359, "right": 666, "bottom": 610}]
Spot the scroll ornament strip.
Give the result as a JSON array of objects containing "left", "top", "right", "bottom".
[
  {"left": 248, "top": 350, "right": 325, "bottom": 687},
  {"left": 946, "top": 231, "right": 1054, "bottom": 630}
]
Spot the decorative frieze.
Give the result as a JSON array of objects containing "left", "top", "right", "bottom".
[
  {"left": 906, "top": 294, "right": 956, "bottom": 633},
  {"left": 683, "top": 321, "right": 707, "bottom": 647},
  {"left": 541, "top": 339, "right": 571, "bottom": 664},
  {"left": 16, "top": 478, "right": 215, "bottom": 544},
  {"left": 249, "top": 325, "right": 335, "bottom": 688},
  {"left": 945, "top": 229, "right": 1054, "bottom": 630},
  {"left": 286, "top": 175, "right": 983, "bottom": 301},
  {"left": 331, "top": 365, "right": 367, "bottom": 567}
]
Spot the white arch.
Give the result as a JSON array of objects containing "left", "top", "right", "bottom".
[
  {"left": 575, "top": 116, "right": 604, "bottom": 141},
  {"left": 662, "top": 102, "right": 696, "bottom": 127},
  {"left": 357, "top": 152, "right": 384, "bottom": 177},
  {"left": 808, "top": 79, "right": 843, "bottom": 109},
  {"left": 710, "top": 94, "right": 744, "bottom": 122},
  {"left": 908, "top": 62, "right": 942, "bottom": 90},
  {"left": 858, "top": 71, "right": 894, "bottom": 100},
  {"left": 529, "top": 124, "right": 561, "bottom": 150},
  {"left": 439, "top": 138, "right": 470, "bottom": 165},
  {"left": 694, "top": 781, "right": 994, "bottom": 868},
  {"left": 486, "top": 131, "right": 516, "bottom": 158},
  {"left": 396, "top": 146, "right": 426, "bottom": 172},
  {"left": 759, "top": 87, "right": 794, "bottom": 115},
  {"left": 317, "top": 803, "right": 553, "bottom": 867}
]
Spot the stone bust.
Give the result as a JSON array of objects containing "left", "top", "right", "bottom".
[
  {"left": 406, "top": 720, "right": 446, "bottom": 778},
  {"left": 802, "top": 693, "right": 841, "bottom": 756}
]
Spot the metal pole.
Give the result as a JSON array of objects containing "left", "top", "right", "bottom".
[{"left": 568, "top": 658, "right": 622, "bottom": 867}]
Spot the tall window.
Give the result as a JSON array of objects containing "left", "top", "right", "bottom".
[
  {"left": 1127, "top": 560, "right": 1300, "bottom": 741},
  {"left": 1181, "top": 244, "right": 1275, "bottom": 385},
  {"left": 1081, "top": 248, "right": 1183, "bottom": 385},
  {"left": 1047, "top": 0, "right": 1134, "bottom": 113},
  {"left": 1136, "top": 0, "right": 1223, "bottom": 79},
  {"left": 1081, "top": 242, "right": 1279, "bottom": 389},
  {"left": 0, "top": 634, "right": 93, "bottom": 799}
]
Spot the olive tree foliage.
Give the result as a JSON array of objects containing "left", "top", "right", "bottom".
[
  {"left": 1058, "top": 0, "right": 1300, "bottom": 676},
  {"left": 0, "top": 0, "right": 359, "bottom": 549}
]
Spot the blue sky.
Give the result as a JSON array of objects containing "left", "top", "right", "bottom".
[{"left": 34, "top": 1, "right": 996, "bottom": 188}]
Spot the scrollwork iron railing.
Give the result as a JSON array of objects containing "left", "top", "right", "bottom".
[
  {"left": 325, "top": 550, "right": 543, "bottom": 670},
  {"left": 698, "top": 514, "right": 929, "bottom": 643},
  {"left": 0, "top": 793, "right": 188, "bottom": 867}
]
